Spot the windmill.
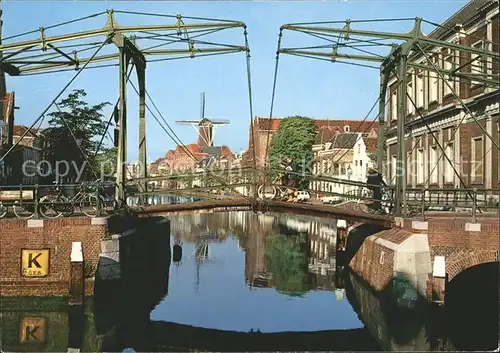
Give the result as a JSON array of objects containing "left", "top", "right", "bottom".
[{"left": 175, "top": 92, "right": 230, "bottom": 148}]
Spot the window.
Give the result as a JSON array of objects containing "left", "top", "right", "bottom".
[
  {"left": 416, "top": 71, "right": 424, "bottom": 108},
  {"left": 444, "top": 143, "right": 454, "bottom": 183},
  {"left": 344, "top": 125, "right": 350, "bottom": 132},
  {"left": 407, "top": 75, "right": 414, "bottom": 115},
  {"left": 406, "top": 152, "right": 413, "bottom": 184},
  {"left": 471, "top": 137, "right": 484, "bottom": 183},
  {"left": 417, "top": 149, "right": 424, "bottom": 184},
  {"left": 443, "top": 51, "right": 454, "bottom": 96},
  {"left": 360, "top": 160, "right": 363, "bottom": 166},
  {"left": 391, "top": 90, "right": 397, "bottom": 121},
  {"left": 429, "top": 60, "right": 439, "bottom": 103},
  {"left": 358, "top": 144, "right": 361, "bottom": 153},
  {"left": 471, "top": 40, "right": 485, "bottom": 86},
  {"left": 429, "top": 146, "right": 438, "bottom": 184},
  {"left": 355, "top": 160, "right": 358, "bottom": 166},
  {"left": 391, "top": 155, "right": 397, "bottom": 184}
]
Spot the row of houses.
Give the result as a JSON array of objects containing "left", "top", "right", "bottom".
[{"left": 243, "top": 116, "right": 379, "bottom": 196}]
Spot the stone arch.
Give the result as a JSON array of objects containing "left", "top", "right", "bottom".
[
  {"left": 446, "top": 250, "right": 499, "bottom": 282},
  {"left": 443, "top": 261, "right": 499, "bottom": 351}
]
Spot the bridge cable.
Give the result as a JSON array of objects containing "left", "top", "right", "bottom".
[
  {"left": 127, "top": 81, "right": 257, "bottom": 203},
  {"left": 0, "top": 35, "right": 110, "bottom": 165},
  {"left": 387, "top": 66, "right": 482, "bottom": 214},
  {"left": 243, "top": 28, "right": 259, "bottom": 203},
  {"left": 415, "top": 42, "right": 499, "bottom": 150},
  {"left": 93, "top": 64, "right": 135, "bottom": 159},
  {"left": 261, "top": 29, "right": 282, "bottom": 196}
]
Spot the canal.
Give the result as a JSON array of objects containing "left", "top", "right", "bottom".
[{"left": 1, "top": 211, "right": 497, "bottom": 351}]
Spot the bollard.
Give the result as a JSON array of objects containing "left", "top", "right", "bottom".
[
  {"left": 95, "top": 187, "right": 102, "bottom": 217},
  {"left": 69, "top": 242, "right": 84, "bottom": 306},
  {"left": 472, "top": 188, "right": 477, "bottom": 223},
  {"left": 33, "top": 184, "right": 39, "bottom": 219}
]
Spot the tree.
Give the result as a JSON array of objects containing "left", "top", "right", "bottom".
[
  {"left": 42, "top": 89, "right": 110, "bottom": 182},
  {"left": 94, "top": 147, "right": 117, "bottom": 178},
  {"left": 268, "top": 116, "right": 317, "bottom": 186},
  {"left": 265, "top": 232, "right": 310, "bottom": 297}
]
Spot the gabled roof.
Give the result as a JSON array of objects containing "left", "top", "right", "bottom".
[
  {"left": 331, "top": 133, "right": 359, "bottom": 149},
  {"left": 13, "top": 125, "right": 39, "bottom": 138}
]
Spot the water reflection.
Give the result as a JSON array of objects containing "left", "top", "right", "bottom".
[
  {"left": 0, "top": 297, "right": 98, "bottom": 352},
  {"left": 1, "top": 211, "right": 497, "bottom": 352},
  {"left": 127, "top": 194, "right": 200, "bottom": 207}
]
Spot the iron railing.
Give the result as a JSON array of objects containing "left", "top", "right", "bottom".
[{"left": 0, "top": 181, "right": 115, "bottom": 220}]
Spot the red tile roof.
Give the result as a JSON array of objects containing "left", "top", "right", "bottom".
[
  {"left": 363, "top": 137, "right": 378, "bottom": 152},
  {"left": 254, "top": 117, "right": 379, "bottom": 135},
  {"left": 13, "top": 125, "right": 39, "bottom": 138}
]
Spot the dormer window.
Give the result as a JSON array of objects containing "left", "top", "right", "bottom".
[{"left": 344, "top": 125, "right": 350, "bottom": 132}]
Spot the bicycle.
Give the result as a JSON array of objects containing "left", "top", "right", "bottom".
[
  {"left": 39, "top": 181, "right": 105, "bottom": 218},
  {"left": 0, "top": 201, "right": 7, "bottom": 218}
]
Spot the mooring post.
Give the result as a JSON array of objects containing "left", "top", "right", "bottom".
[{"left": 69, "top": 241, "right": 84, "bottom": 306}]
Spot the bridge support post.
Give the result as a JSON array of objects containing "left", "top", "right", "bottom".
[
  {"left": 376, "top": 68, "right": 390, "bottom": 175},
  {"left": 115, "top": 46, "right": 129, "bottom": 205},
  {"left": 112, "top": 34, "right": 147, "bottom": 207},
  {"left": 137, "top": 64, "right": 147, "bottom": 206},
  {"left": 394, "top": 48, "right": 408, "bottom": 217}
]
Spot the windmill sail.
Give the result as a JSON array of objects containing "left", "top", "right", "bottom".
[{"left": 200, "top": 92, "right": 206, "bottom": 121}]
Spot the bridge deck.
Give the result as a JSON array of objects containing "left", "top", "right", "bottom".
[{"left": 138, "top": 198, "right": 392, "bottom": 226}]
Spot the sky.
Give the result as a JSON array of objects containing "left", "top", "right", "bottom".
[{"left": 3, "top": 0, "right": 468, "bottom": 162}]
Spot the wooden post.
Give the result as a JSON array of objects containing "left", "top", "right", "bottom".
[{"left": 69, "top": 242, "right": 84, "bottom": 306}]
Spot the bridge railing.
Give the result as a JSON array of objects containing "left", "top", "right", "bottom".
[
  {"left": 125, "top": 167, "right": 499, "bottom": 218},
  {"left": 0, "top": 181, "right": 116, "bottom": 220}
]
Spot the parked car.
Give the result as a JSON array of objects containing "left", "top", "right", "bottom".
[
  {"left": 321, "top": 195, "right": 342, "bottom": 204},
  {"left": 297, "top": 191, "right": 310, "bottom": 202}
]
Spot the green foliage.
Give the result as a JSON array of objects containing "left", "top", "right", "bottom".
[
  {"left": 94, "top": 146, "right": 117, "bottom": 178},
  {"left": 265, "top": 232, "right": 310, "bottom": 297},
  {"left": 268, "top": 116, "right": 317, "bottom": 172},
  {"left": 42, "top": 89, "right": 110, "bottom": 182}
]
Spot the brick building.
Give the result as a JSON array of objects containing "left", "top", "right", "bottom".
[
  {"left": 243, "top": 116, "right": 379, "bottom": 168},
  {"left": 6, "top": 125, "right": 43, "bottom": 185},
  {"left": 164, "top": 143, "right": 235, "bottom": 173},
  {"left": 385, "top": 0, "right": 499, "bottom": 192},
  {"left": 0, "top": 92, "right": 15, "bottom": 184}
]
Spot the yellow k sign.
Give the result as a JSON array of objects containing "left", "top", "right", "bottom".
[{"left": 21, "top": 249, "right": 49, "bottom": 277}]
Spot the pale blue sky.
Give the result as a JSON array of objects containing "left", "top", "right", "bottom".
[{"left": 4, "top": 0, "right": 467, "bottom": 161}]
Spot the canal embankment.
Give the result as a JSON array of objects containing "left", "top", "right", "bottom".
[{"left": 344, "top": 215, "right": 499, "bottom": 307}]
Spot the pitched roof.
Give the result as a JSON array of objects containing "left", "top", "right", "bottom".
[
  {"left": 255, "top": 117, "right": 378, "bottom": 135},
  {"left": 331, "top": 133, "right": 359, "bottom": 149},
  {"left": 427, "top": 0, "right": 494, "bottom": 40},
  {"left": 13, "top": 125, "right": 39, "bottom": 138},
  {"left": 363, "top": 137, "right": 378, "bottom": 152}
]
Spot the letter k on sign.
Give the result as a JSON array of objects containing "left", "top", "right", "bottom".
[{"left": 21, "top": 249, "right": 49, "bottom": 277}]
